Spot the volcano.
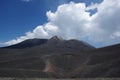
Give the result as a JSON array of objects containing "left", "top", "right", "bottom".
[{"left": 0, "top": 36, "right": 120, "bottom": 78}]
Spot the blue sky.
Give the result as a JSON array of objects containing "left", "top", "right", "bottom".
[{"left": 0, "top": 0, "right": 120, "bottom": 48}]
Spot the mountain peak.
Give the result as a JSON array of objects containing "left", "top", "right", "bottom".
[{"left": 50, "top": 36, "right": 63, "bottom": 41}]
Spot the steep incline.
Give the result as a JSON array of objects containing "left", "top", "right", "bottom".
[
  {"left": 1, "top": 38, "right": 48, "bottom": 49},
  {"left": 3, "top": 36, "right": 120, "bottom": 78}
]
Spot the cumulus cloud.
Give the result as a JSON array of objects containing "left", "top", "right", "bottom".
[
  {"left": 21, "top": 0, "right": 32, "bottom": 2},
  {"left": 5, "top": 0, "right": 120, "bottom": 47},
  {"left": 89, "top": 0, "right": 120, "bottom": 42}
]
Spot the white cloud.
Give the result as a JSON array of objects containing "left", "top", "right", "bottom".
[
  {"left": 21, "top": 0, "right": 32, "bottom": 2},
  {"left": 89, "top": 0, "right": 120, "bottom": 42},
  {"left": 5, "top": 0, "right": 120, "bottom": 47}
]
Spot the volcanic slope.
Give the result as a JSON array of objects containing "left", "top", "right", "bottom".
[{"left": 0, "top": 36, "right": 120, "bottom": 78}]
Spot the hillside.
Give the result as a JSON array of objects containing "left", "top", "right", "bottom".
[{"left": 0, "top": 36, "right": 120, "bottom": 78}]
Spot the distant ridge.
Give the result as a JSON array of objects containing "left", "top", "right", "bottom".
[
  {"left": 1, "top": 38, "right": 48, "bottom": 49},
  {"left": 0, "top": 36, "right": 120, "bottom": 78},
  {"left": 50, "top": 36, "right": 63, "bottom": 41},
  {"left": 1, "top": 36, "right": 95, "bottom": 51}
]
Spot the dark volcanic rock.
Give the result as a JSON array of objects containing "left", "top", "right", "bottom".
[
  {"left": 1, "top": 38, "right": 48, "bottom": 49},
  {"left": 35, "top": 36, "right": 95, "bottom": 53},
  {"left": 0, "top": 36, "right": 120, "bottom": 78}
]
